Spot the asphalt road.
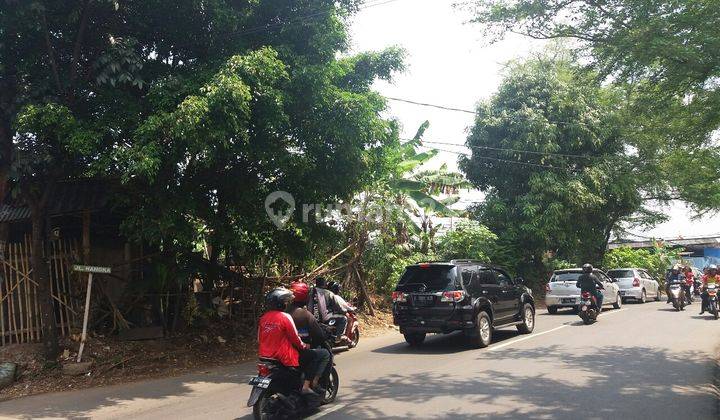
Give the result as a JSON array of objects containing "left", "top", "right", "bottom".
[{"left": 1, "top": 300, "right": 718, "bottom": 419}]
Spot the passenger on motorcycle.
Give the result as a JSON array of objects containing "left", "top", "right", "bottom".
[
  {"left": 576, "top": 264, "right": 604, "bottom": 313},
  {"left": 258, "top": 287, "right": 324, "bottom": 397},
  {"left": 308, "top": 277, "right": 348, "bottom": 341},
  {"left": 683, "top": 266, "right": 694, "bottom": 303},
  {"left": 700, "top": 265, "right": 720, "bottom": 315},
  {"left": 287, "top": 281, "right": 332, "bottom": 395}
]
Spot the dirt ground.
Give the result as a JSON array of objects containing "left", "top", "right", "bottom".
[{"left": 0, "top": 310, "right": 395, "bottom": 401}]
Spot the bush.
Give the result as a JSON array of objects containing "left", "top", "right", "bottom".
[
  {"left": 602, "top": 244, "right": 681, "bottom": 280},
  {"left": 363, "top": 241, "right": 435, "bottom": 296},
  {"left": 436, "top": 221, "right": 498, "bottom": 263}
]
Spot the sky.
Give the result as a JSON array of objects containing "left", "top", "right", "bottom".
[{"left": 346, "top": 0, "right": 719, "bottom": 240}]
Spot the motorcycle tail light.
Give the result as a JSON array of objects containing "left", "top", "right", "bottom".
[
  {"left": 441, "top": 291, "right": 465, "bottom": 302},
  {"left": 392, "top": 291, "right": 407, "bottom": 303},
  {"left": 632, "top": 278, "right": 640, "bottom": 287},
  {"left": 257, "top": 363, "right": 271, "bottom": 377}
]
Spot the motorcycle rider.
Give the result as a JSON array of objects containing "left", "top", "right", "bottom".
[
  {"left": 576, "top": 263, "right": 604, "bottom": 313},
  {"left": 682, "top": 266, "right": 694, "bottom": 303},
  {"left": 257, "top": 287, "right": 323, "bottom": 397},
  {"left": 308, "top": 277, "right": 348, "bottom": 341},
  {"left": 700, "top": 265, "right": 719, "bottom": 315},
  {"left": 665, "top": 265, "right": 683, "bottom": 303}
]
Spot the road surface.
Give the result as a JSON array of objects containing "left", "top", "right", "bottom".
[{"left": 1, "top": 300, "right": 718, "bottom": 419}]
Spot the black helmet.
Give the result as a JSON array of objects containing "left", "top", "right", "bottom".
[
  {"left": 265, "top": 287, "right": 293, "bottom": 310},
  {"left": 582, "top": 263, "right": 593, "bottom": 273},
  {"left": 315, "top": 277, "right": 327, "bottom": 288},
  {"left": 328, "top": 281, "right": 340, "bottom": 295}
]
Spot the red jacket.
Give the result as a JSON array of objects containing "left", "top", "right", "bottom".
[
  {"left": 258, "top": 310, "right": 306, "bottom": 367},
  {"left": 685, "top": 272, "right": 695, "bottom": 286}
]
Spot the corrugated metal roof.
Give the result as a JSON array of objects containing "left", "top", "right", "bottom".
[{"left": 0, "top": 179, "right": 113, "bottom": 222}]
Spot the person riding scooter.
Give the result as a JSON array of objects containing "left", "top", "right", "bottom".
[
  {"left": 576, "top": 263, "right": 604, "bottom": 313},
  {"left": 666, "top": 265, "right": 683, "bottom": 303},
  {"left": 258, "top": 287, "right": 325, "bottom": 397},
  {"left": 700, "top": 265, "right": 720, "bottom": 315},
  {"left": 682, "top": 266, "right": 694, "bottom": 304}
]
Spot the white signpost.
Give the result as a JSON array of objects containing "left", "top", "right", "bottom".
[{"left": 72, "top": 265, "right": 111, "bottom": 363}]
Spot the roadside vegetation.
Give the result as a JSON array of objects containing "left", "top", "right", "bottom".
[{"left": 0, "top": 0, "right": 718, "bottom": 372}]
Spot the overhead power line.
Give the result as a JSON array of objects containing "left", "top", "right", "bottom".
[
  {"left": 416, "top": 139, "right": 598, "bottom": 161},
  {"left": 418, "top": 144, "right": 573, "bottom": 171}
]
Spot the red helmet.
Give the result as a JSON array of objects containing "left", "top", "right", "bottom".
[{"left": 289, "top": 281, "right": 310, "bottom": 304}]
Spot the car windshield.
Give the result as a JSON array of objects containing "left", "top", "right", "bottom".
[
  {"left": 551, "top": 273, "right": 580, "bottom": 282},
  {"left": 397, "top": 266, "right": 458, "bottom": 291},
  {"left": 607, "top": 270, "right": 634, "bottom": 279}
]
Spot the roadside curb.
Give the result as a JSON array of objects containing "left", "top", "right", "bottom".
[{"left": 715, "top": 344, "right": 720, "bottom": 418}]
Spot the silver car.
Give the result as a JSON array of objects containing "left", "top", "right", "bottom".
[
  {"left": 545, "top": 268, "right": 622, "bottom": 314},
  {"left": 607, "top": 268, "right": 661, "bottom": 303}
]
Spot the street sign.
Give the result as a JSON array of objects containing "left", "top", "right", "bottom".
[{"left": 72, "top": 265, "right": 111, "bottom": 274}]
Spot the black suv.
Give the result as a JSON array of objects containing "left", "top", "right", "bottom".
[{"left": 392, "top": 260, "right": 535, "bottom": 348}]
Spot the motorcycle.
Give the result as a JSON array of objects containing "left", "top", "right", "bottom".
[
  {"left": 578, "top": 291, "right": 600, "bottom": 325},
  {"left": 327, "top": 310, "right": 360, "bottom": 349},
  {"left": 247, "top": 343, "right": 339, "bottom": 420},
  {"left": 668, "top": 282, "right": 685, "bottom": 311},
  {"left": 694, "top": 280, "right": 702, "bottom": 297},
  {"left": 706, "top": 284, "right": 719, "bottom": 320}
]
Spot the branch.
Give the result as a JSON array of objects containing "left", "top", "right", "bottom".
[
  {"left": 40, "top": 10, "right": 64, "bottom": 96},
  {"left": 70, "top": 0, "right": 92, "bottom": 84}
]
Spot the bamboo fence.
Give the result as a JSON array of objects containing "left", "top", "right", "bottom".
[{"left": 0, "top": 238, "right": 78, "bottom": 345}]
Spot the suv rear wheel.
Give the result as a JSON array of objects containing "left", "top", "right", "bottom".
[
  {"left": 467, "top": 311, "right": 492, "bottom": 348},
  {"left": 404, "top": 333, "right": 426, "bottom": 346},
  {"left": 516, "top": 303, "right": 535, "bottom": 334},
  {"left": 547, "top": 306, "right": 558, "bottom": 315}
]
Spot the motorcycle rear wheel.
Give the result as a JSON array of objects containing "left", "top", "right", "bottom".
[
  {"left": 253, "top": 392, "right": 284, "bottom": 420},
  {"left": 321, "top": 367, "right": 340, "bottom": 405}
]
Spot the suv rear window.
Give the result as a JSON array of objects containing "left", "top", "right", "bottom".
[
  {"left": 551, "top": 273, "right": 581, "bottom": 282},
  {"left": 397, "top": 266, "right": 458, "bottom": 291},
  {"left": 607, "top": 270, "right": 634, "bottom": 279}
]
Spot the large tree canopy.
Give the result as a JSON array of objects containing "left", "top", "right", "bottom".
[
  {"left": 0, "top": 0, "right": 404, "bottom": 357},
  {"left": 467, "top": 0, "right": 720, "bottom": 213},
  {"left": 460, "top": 56, "right": 648, "bottom": 275}
]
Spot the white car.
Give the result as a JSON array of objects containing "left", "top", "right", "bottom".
[
  {"left": 607, "top": 268, "right": 661, "bottom": 303},
  {"left": 545, "top": 268, "right": 622, "bottom": 314}
]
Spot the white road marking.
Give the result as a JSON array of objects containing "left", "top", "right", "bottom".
[
  {"left": 306, "top": 402, "right": 350, "bottom": 419},
  {"left": 488, "top": 324, "right": 569, "bottom": 351},
  {"left": 488, "top": 307, "right": 629, "bottom": 351}
]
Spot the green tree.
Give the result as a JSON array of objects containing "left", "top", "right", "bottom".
[
  {"left": 467, "top": 0, "right": 720, "bottom": 212},
  {"left": 460, "top": 55, "right": 650, "bottom": 280},
  {"left": 0, "top": 0, "right": 402, "bottom": 358}
]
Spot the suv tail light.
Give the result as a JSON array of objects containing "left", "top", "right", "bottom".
[
  {"left": 392, "top": 291, "right": 407, "bottom": 303},
  {"left": 441, "top": 291, "right": 465, "bottom": 302},
  {"left": 632, "top": 278, "right": 640, "bottom": 287},
  {"left": 581, "top": 291, "right": 591, "bottom": 299},
  {"left": 545, "top": 283, "right": 551, "bottom": 293},
  {"left": 257, "top": 363, "right": 271, "bottom": 377}
]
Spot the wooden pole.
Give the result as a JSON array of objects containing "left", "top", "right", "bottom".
[
  {"left": 82, "top": 210, "right": 90, "bottom": 264},
  {"left": 25, "top": 236, "right": 40, "bottom": 341},
  {"left": 77, "top": 272, "right": 93, "bottom": 362}
]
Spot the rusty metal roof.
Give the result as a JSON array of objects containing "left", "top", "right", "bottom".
[{"left": 0, "top": 179, "right": 113, "bottom": 222}]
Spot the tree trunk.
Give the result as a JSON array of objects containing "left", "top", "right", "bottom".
[{"left": 31, "top": 208, "right": 59, "bottom": 360}]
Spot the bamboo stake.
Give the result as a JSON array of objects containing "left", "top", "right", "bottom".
[
  {"left": 58, "top": 239, "right": 73, "bottom": 329},
  {"left": 8, "top": 244, "right": 19, "bottom": 343},
  {"left": 77, "top": 272, "right": 93, "bottom": 363},
  {"left": 54, "top": 241, "right": 67, "bottom": 336},
  {"left": 22, "top": 237, "right": 39, "bottom": 341},
  {"left": 21, "top": 240, "right": 33, "bottom": 341},
  {"left": 21, "top": 243, "right": 30, "bottom": 342},
  {"left": 0, "top": 244, "right": 6, "bottom": 346}
]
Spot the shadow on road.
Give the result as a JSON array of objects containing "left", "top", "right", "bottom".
[
  {"left": 337, "top": 345, "right": 718, "bottom": 419},
  {"left": 371, "top": 328, "right": 528, "bottom": 355},
  {"left": 0, "top": 368, "right": 250, "bottom": 420}
]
